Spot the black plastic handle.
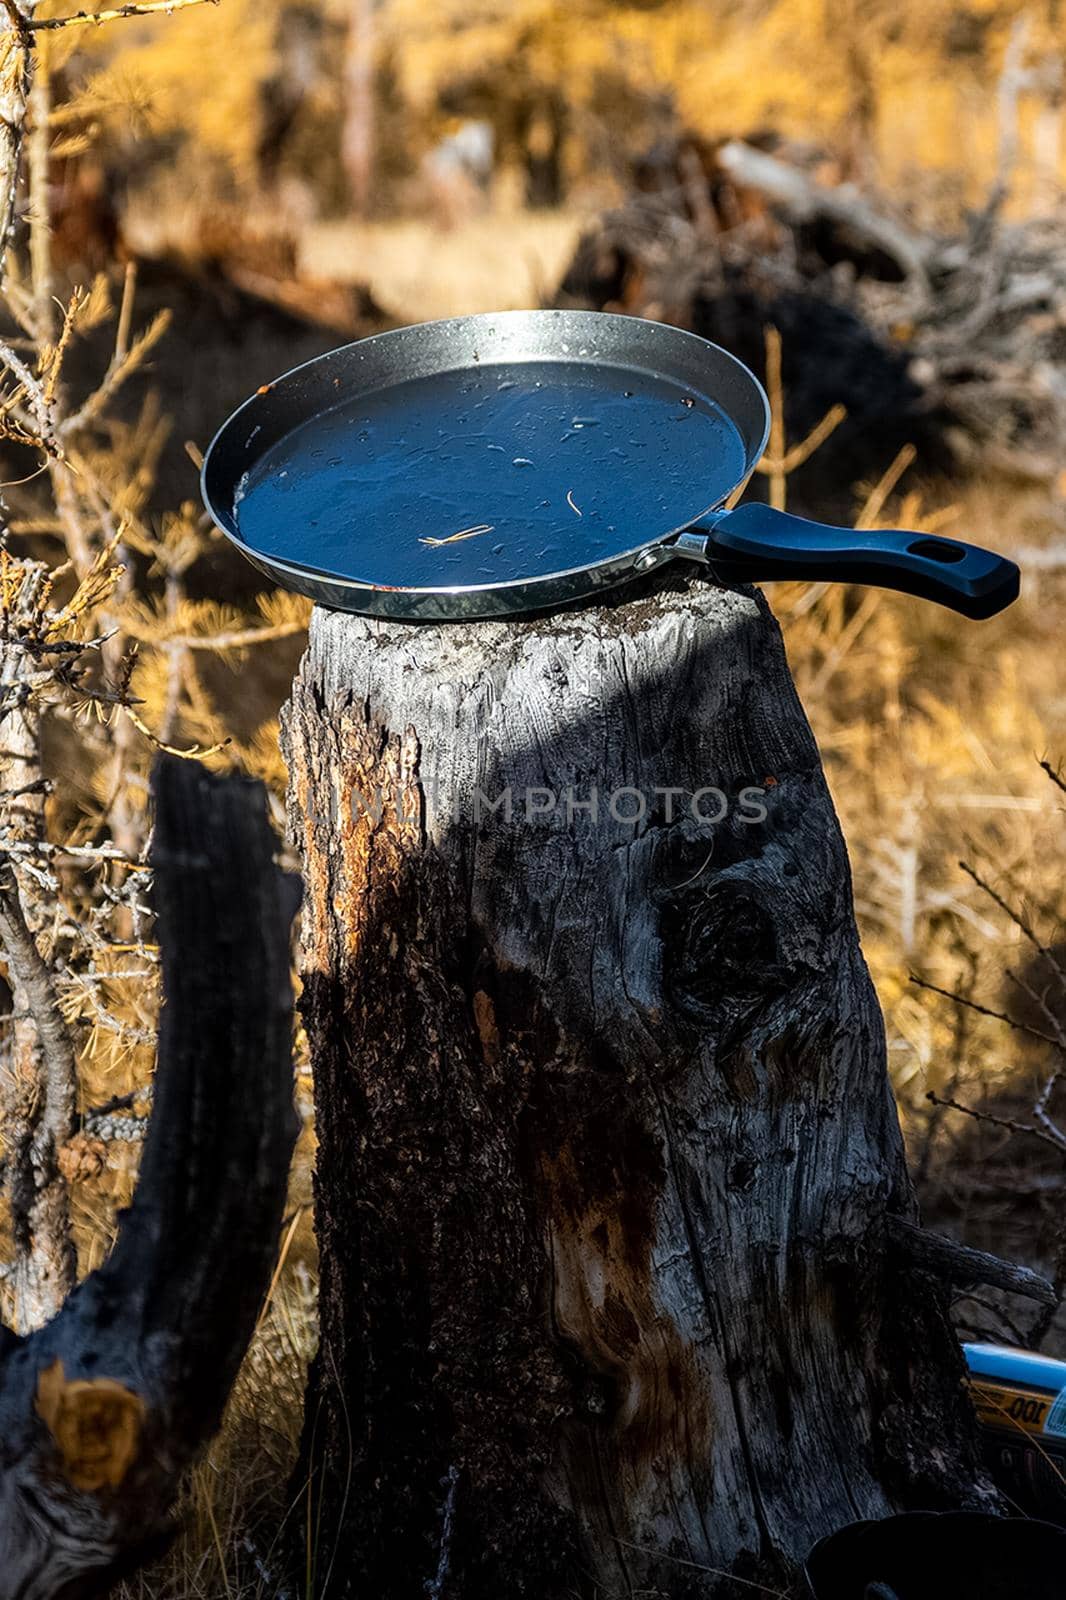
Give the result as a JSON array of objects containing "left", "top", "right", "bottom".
[{"left": 684, "top": 502, "right": 1020, "bottom": 619}]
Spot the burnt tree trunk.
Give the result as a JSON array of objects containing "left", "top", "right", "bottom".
[
  {"left": 282, "top": 572, "right": 993, "bottom": 1600},
  {"left": 0, "top": 757, "right": 298, "bottom": 1597}
]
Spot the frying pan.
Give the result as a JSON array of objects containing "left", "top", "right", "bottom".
[{"left": 201, "top": 310, "right": 1020, "bottom": 623}]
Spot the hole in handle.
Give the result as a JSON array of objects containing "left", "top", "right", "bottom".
[{"left": 908, "top": 537, "right": 966, "bottom": 564}]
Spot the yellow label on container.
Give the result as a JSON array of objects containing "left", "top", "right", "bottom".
[{"left": 969, "top": 1378, "right": 1055, "bottom": 1437}]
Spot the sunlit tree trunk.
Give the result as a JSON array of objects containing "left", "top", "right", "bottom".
[
  {"left": 342, "top": 0, "right": 376, "bottom": 215},
  {"left": 827, "top": 0, "right": 878, "bottom": 183}
]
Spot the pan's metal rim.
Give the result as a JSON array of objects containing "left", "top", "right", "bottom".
[
  {"left": 212, "top": 467, "right": 758, "bottom": 604},
  {"left": 199, "top": 309, "right": 773, "bottom": 602}
]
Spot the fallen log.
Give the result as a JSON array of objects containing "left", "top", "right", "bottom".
[
  {"left": 283, "top": 567, "right": 996, "bottom": 1598},
  {"left": 716, "top": 139, "right": 934, "bottom": 290},
  {"left": 556, "top": 135, "right": 1066, "bottom": 487},
  {"left": 0, "top": 755, "right": 298, "bottom": 1597}
]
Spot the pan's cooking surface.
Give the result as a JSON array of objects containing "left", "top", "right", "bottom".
[{"left": 233, "top": 358, "right": 747, "bottom": 589}]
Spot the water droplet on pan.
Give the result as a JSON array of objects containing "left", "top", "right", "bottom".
[{"left": 230, "top": 358, "right": 747, "bottom": 593}]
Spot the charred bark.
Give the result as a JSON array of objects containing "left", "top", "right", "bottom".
[
  {"left": 283, "top": 570, "right": 993, "bottom": 1600},
  {"left": 0, "top": 755, "right": 298, "bottom": 1597}
]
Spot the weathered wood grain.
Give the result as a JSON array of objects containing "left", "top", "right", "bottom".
[{"left": 284, "top": 569, "right": 994, "bottom": 1599}]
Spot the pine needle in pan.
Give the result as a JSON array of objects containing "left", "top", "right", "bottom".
[{"left": 419, "top": 522, "right": 495, "bottom": 547}]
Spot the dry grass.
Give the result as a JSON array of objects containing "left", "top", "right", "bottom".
[
  {"left": 780, "top": 471, "right": 1066, "bottom": 1350},
  {"left": 114, "top": 1258, "right": 317, "bottom": 1600}
]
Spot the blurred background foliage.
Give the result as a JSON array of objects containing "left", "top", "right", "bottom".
[{"left": 73, "top": 0, "right": 1066, "bottom": 216}]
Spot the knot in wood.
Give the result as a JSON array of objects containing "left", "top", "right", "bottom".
[{"left": 663, "top": 879, "right": 785, "bottom": 1020}]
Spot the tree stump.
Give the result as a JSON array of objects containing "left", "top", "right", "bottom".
[{"left": 282, "top": 571, "right": 991, "bottom": 1599}]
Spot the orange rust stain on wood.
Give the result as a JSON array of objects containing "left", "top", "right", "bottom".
[
  {"left": 321, "top": 709, "right": 425, "bottom": 967},
  {"left": 36, "top": 1358, "right": 145, "bottom": 1492},
  {"left": 473, "top": 989, "right": 501, "bottom": 1067},
  {"left": 287, "top": 697, "right": 427, "bottom": 977},
  {"left": 335, "top": 722, "right": 375, "bottom": 965},
  {"left": 539, "top": 1134, "right": 710, "bottom": 1470},
  {"left": 292, "top": 750, "right": 331, "bottom": 976}
]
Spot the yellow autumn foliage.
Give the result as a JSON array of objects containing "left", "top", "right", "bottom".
[
  {"left": 79, "top": 0, "right": 276, "bottom": 179},
  {"left": 372, "top": 0, "right": 1066, "bottom": 204},
  {"left": 27, "top": 0, "right": 1061, "bottom": 217}
]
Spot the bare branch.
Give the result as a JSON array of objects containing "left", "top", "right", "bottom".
[
  {"left": 0, "top": 9, "right": 30, "bottom": 260},
  {"left": 910, "top": 970, "right": 1062, "bottom": 1049},
  {"left": 0, "top": 866, "right": 77, "bottom": 1134},
  {"left": 887, "top": 1215, "right": 1059, "bottom": 1309},
  {"left": 961, "top": 859, "right": 1066, "bottom": 997},
  {"left": 1040, "top": 757, "right": 1066, "bottom": 797},
  {"left": 0, "top": 335, "right": 61, "bottom": 455},
  {"left": 927, "top": 1087, "right": 1066, "bottom": 1154},
  {"left": 25, "top": 0, "right": 217, "bottom": 31}
]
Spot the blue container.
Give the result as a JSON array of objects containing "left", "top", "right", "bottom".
[{"left": 964, "top": 1342, "right": 1066, "bottom": 1523}]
